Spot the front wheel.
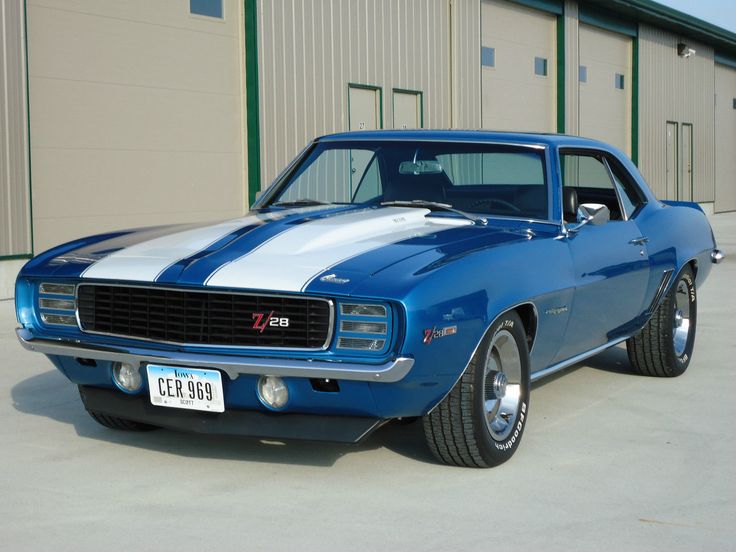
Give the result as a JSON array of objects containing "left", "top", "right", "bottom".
[
  {"left": 627, "top": 265, "right": 697, "bottom": 377},
  {"left": 422, "top": 311, "right": 531, "bottom": 468}
]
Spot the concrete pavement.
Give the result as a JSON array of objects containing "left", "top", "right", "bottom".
[{"left": 1, "top": 213, "right": 734, "bottom": 551}]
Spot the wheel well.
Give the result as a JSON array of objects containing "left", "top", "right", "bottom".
[
  {"left": 514, "top": 303, "right": 537, "bottom": 353},
  {"left": 688, "top": 259, "right": 698, "bottom": 278}
]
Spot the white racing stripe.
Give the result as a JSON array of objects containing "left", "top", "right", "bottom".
[
  {"left": 205, "top": 207, "right": 471, "bottom": 291},
  {"left": 81, "top": 207, "right": 328, "bottom": 281}
]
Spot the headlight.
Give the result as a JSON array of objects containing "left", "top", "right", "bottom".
[
  {"left": 336, "top": 302, "right": 390, "bottom": 353},
  {"left": 38, "top": 282, "right": 77, "bottom": 327}
]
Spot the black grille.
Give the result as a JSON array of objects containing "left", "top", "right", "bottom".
[{"left": 76, "top": 285, "right": 332, "bottom": 349}]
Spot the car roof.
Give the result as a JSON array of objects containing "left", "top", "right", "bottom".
[{"left": 317, "top": 129, "right": 613, "bottom": 149}]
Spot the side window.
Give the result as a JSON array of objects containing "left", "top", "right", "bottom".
[
  {"left": 606, "top": 158, "right": 646, "bottom": 219},
  {"left": 561, "top": 152, "right": 623, "bottom": 220}
]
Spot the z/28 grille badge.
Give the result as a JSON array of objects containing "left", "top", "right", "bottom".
[{"left": 252, "top": 311, "right": 290, "bottom": 332}]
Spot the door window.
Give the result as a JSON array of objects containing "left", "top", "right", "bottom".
[{"left": 561, "top": 151, "right": 645, "bottom": 221}]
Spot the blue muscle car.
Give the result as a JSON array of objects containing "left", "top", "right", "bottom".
[{"left": 15, "top": 131, "right": 723, "bottom": 467}]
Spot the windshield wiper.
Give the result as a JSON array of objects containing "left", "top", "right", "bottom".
[
  {"left": 271, "top": 199, "right": 334, "bottom": 207},
  {"left": 381, "top": 200, "right": 487, "bottom": 225}
]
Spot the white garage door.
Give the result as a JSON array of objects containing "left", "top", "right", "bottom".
[
  {"left": 480, "top": 0, "right": 557, "bottom": 133},
  {"left": 579, "top": 24, "right": 632, "bottom": 154},
  {"left": 715, "top": 63, "right": 736, "bottom": 212}
]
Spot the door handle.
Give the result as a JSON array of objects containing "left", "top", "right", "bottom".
[{"left": 629, "top": 236, "right": 649, "bottom": 246}]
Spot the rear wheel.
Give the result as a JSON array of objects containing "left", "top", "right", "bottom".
[
  {"left": 422, "top": 311, "right": 531, "bottom": 468},
  {"left": 627, "top": 266, "right": 697, "bottom": 377}
]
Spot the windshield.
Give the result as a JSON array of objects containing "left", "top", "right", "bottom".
[{"left": 265, "top": 140, "right": 548, "bottom": 220}]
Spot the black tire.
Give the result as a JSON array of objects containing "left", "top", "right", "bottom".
[
  {"left": 422, "top": 311, "right": 531, "bottom": 468},
  {"left": 627, "top": 265, "right": 697, "bottom": 377},
  {"left": 85, "top": 409, "right": 158, "bottom": 431}
]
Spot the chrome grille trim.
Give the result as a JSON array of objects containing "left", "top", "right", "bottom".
[{"left": 75, "top": 283, "right": 334, "bottom": 351}]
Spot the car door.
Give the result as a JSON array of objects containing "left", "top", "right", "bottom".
[{"left": 553, "top": 150, "right": 651, "bottom": 362}]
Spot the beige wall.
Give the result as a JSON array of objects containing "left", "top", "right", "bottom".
[
  {"left": 563, "top": 0, "right": 579, "bottom": 135},
  {"left": 638, "top": 24, "right": 715, "bottom": 202},
  {"left": 256, "top": 0, "right": 454, "bottom": 189},
  {"left": 1, "top": 0, "right": 32, "bottom": 257},
  {"left": 26, "top": 0, "right": 247, "bottom": 252},
  {"left": 452, "top": 0, "right": 482, "bottom": 128},
  {"left": 578, "top": 24, "right": 632, "bottom": 154},
  {"left": 715, "top": 63, "right": 736, "bottom": 212},
  {"left": 480, "top": 0, "right": 557, "bottom": 133}
]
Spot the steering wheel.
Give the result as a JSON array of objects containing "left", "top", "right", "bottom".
[{"left": 469, "top": 198, "right": 522, "bottom": 213}]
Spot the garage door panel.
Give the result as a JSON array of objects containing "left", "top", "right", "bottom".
[
  {"left": 715, "top": 63, "right": 736, "bottom": 212},
  {"left": 481, "top": 0, "right": 556, "bottom": 133},
  {"left": 579, "top": 24, "right": 632, "bottom": 154}
]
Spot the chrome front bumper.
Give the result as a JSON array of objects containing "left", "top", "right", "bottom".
[
  {"left": 711, "top": 249, "right": 724, "bottom": 264},
  {"left": 15, "top": 328, "right": 414, "bottom": 383}
]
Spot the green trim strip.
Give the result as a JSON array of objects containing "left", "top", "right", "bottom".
[
  {"left": 244, "top": 0, "right": 261, "bottom": 209},
  {"left": 631, "top": 36, "right": 639, "bottom": 166},
  {"left": 0, "top": 254, "right": 32, "bottom": 262},
  {"left": 579, "top": 5, "right": 637, "bottom": 37},
  {"left": 23, "top": 0, "right": 34, "bottom": 255},
  {"left": 603, "top": 0, "right": 736, "bottom": 57},
  {"left": 391, "top": 88, "right": 424, "bottom": 129},
  {"left": 715, "top": 52, "right": 736, "bottom": 70},
  {"left": 347, "top": 83, "right": 384, "bottom": 130},
  {"left": 556, "top": 14, "right": 565, "bottom": 134},
  {"left": 507, "top": 0, "right": 562, "bottom": 16}
]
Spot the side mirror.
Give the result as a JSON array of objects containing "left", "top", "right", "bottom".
[{"left": 567, "top": 203, "right": 610, "bottom": 233}]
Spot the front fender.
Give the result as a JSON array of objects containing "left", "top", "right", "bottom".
[{"left": 356, "top": 230, "right": 575, "bottom": 417}]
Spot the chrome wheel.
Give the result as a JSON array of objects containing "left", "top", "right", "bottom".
[
  {"left": 673, "top": 278, "right": 692, "bottom": 357},
  {"left": 483, "top": 329, "right": 522, "bottom": 441}
]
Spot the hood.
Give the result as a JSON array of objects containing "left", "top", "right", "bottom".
[{"left": 22, "top": 205, "right": 536, "bottom": 295}]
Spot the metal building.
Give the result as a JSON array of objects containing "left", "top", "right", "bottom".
[{"left": 1, "top": 0, "right": 736, "bottom": 298}]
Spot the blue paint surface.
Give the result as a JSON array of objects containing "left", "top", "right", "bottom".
[{"left": 15, "top": 131, "right": 718, "bottom": 424}]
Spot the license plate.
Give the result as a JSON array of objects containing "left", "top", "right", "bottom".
[{"left": 146, "top": 365, "right": 225, "bottom": 413}]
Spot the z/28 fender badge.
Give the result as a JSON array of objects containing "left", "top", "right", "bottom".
[{"left": 423, "top": 325, "right": 458, "bottom": 344}]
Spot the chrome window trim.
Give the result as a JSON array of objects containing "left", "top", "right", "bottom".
[{"left": 74, "top": 283, "right": 335, "bottom": 352}]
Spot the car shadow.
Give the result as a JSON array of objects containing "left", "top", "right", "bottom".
[
  {"left": 12, "top": 349, "right": 636, "bottom": 467},
  {"left": 10, "top": 369, "right": 437, "bottom": 468},
  {"left": 532, "top": 346, "right": 636, "bottom": 389}
]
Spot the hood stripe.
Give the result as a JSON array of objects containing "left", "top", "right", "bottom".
[
  {"left": 204, "top": 207, "right": 471, "bottom": 292},
  {"left": 79, "top": 205, "right": 336, "bottom": 283},
  {"left": 80, "top": 214, "right": 275, "bottom": 282},
  {"left": 168, "top": 205, "right": 358, "bottom": 286},
  {"left": 154, "top": 223, "right": 264, "bottom": 284}
]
